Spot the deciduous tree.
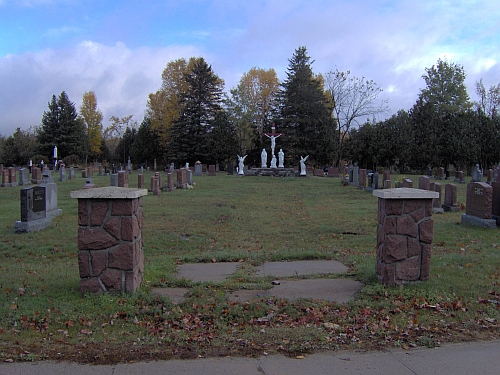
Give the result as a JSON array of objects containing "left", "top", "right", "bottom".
[
  {"left": 324, "top": 69, "right": 388, "bottom": 165},
  {"left": 79, "top": 91, "right": 103, "bottom": 163}
]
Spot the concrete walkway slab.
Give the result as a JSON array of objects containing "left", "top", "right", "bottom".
[
  {"left": 255, "top": 260, "right": 348, "bottom": 277},
  {"left": 175, "top": 262, "right": 242, "bottom": 282},
  {"left": 227, "top": 278, "right": 362, "bottom": 303},
  {"left": 151, "top": 287, "right": 189, "bottom": 304}
]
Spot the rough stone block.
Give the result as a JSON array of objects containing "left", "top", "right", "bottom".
[
  {"left": 121, "top": 216, "right": 139, "bottom": 241},
  {"left": 103, "top": 216, "right": 121, "bottom": 239},
  {"left": 101, "top": 269, "right": 122, "bottom": 291},
  {"left": 80, "top": 278, "right": 104, "bottom": 294},
  {"left": 112, "top": 199, "right": 134, "bottom": 216},
  {"left": 109, "top": 243, "right": 135, "bottom": 271},
  {"left": 78, "top": 251, "right": 90, "bottom": 278},
  {"left": 383, "top": 216, "right": 396, "bottom": 234},
  {"left": 384, "top": 235, "right": 407, "bottom": 262},
  {"left": 397, "top": 215, "right": 417, "bottom": 237},
  {"left": 78, "top": 200, "right": 88, "bottom": 226},
  {"left": 384, "top": 200, "right": 404, "bottom": 216},
  {"left": 418, "top": 219, "right": 434, "bottom": 244},
  {"left": 407, "top": 238, "right": 421, "bottom": 258},
  {"left": 396, "top": 257, "right": 420, "bottom": 281},
  {"left": 91, "top": 251, "right": 107, "bottom": 276},
  {"left": 90, "top": 201, "right": 109, "bottom": 226},
  {"left": 78, "top": 228, "right": 119, "bottom": 250}
]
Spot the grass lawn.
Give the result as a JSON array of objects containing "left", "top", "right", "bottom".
[{"left": 0, "top": 171, "right": 499, "bottom": 363}]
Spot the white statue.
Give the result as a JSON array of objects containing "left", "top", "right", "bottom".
[
  {"left": 185, "top": 162, "right": 189, "bottom": 169},
  {"left": 278, "top": 149, "right": 284, "bottom": 168},
  {"left": 270, "top": 154, "right": 277, "bottom": 168},
  {"left": 53, "top": 146, "right": 57, "bottom": 159},
  {"left": 265, "top": 133, "right": 281, "bottom": 155},
  {"left": 237, "top": 155, "right": 247, "bottom": 175},
  {"left": 300, "top": 155, "right": 309, "bottom": 176},
  {"left": 261, "top": 149, "right": 267, "bottom": 168}
]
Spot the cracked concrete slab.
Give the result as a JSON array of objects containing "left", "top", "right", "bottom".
[
  {"left": 255, "top": 260, "right": 348, "bottom": 277},
  {"left": 174, "top": 262, "right": 242, "bottom": 282},
  {"left": 227, "top": 278, "right": 362, "bottom": 303}
]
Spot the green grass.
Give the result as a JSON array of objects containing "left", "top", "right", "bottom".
[{"left": 0, "top": 172, "right": 499, "bottom": 363}]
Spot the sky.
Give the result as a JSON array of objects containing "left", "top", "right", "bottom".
[{"left": 0, "top": 0, "right": 499, "bottom": 136}]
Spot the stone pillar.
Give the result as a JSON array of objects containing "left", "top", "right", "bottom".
[
  {"left": 118, "top": 171, "right": 129, "bottom": 188},
  {"left": 177, "top": 168, "right": 187, "bottom": 188},
  {"left": 138, "top": 174, "right": 144, "bottom": 189},
  {"left": 374, "top": 188, "right": 438, "bottom": 286},
  {"left": 31, "top": 167, "right": 41, "bottom": 184},
  {"left": 70, "top": 187, "right": 147, "bottom": 294}
]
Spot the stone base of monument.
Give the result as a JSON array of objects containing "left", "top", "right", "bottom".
[
  {"left": 14, "top": 217, "right": 52, "bottom": 233},
  {"left": 46, "top": 208, "right": 63, "bottom": 218},
  {"left": 493, "top": 215, "right": 500, "bottom": 226},
  {"left": 461, "top": 214, "right": 497, "bottom": 229},
  {"left": 245, "top": 168, "right": 298, "bottom": 177}
]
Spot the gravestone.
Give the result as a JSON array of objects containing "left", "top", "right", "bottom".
[
  {"left": 194, "top": 163, "right": 203, "bottom": 176},
  {"left": 110, "top": 173, "right": 118, "bottom": 187},
  {"left": 118, "top": 171, "right": 129, "bottom": 187},
  {"left": 19, "top": 168, "right": 30, "bottom": 186},
  {"left": 98, "top": 165, "right": 103, "bottom": 176},
  {"left": 443, "top": 183, "right": 459, "bottom": 212},
  {"left": 486, "top": 169, "right": 493, "bottom": 184},
  {"left": 138, "top": 174, "right": 144, "bottom": 189},
  {"left": 187, "top": 169, "right": 193, "bottom": 185},
  {"left": 349, "top": 165, "right": 359, "bottom": 186},
  {"left": 59, "top": 166, "right": 66, "bottom": 181},
  {"left": 471, "top": 165, "right": 483, "bottom": 182},
  {"left": 8, "top": 167, "right": 18, "bottom": 187},
  {"left": 372, "top": 173, "right": 379, "bottom": 190},
  {"left": 31, "top": 167, "right": 42, "bottom": 184},
  {"left": 208, "top": 165, "right": 216, "bottom": 176},
  {"left": 327, "top": 167, "right": 339, "bottom": 177},
  {"left": 429, "top": 182, "right": 443, "bottom": 214},
  {"left": 227, "top": 163, "right": 234, "bottom": 175},
  {"left": 41, "top": 170, "right": 62, "bottom": 218},
  {"left": 492, "top": 182, "right": 500, "bottom": 225},
  {"left": 435, "top": 167, "right": 445, "bottom": 180},
  {"left": 418, "top": 176, "right": 430, "bottom": 191},
  {"left": 454, "top": 171, "right": 465, "bottom": 184},
  {"left": 401, "top": 178, "right": 413, "bottom": 188},
  {"left": 15, "top": 186, "right": 52, "bottom": 233},
  {"left": 177, "top": 169, "right": 187, "bottom": 188},
  {"left": 88, "top": 167, "right": 94, "bottom": 177},
  {"left": 461, "top": 182, "right": 496, "bottom": 228},
  {"left": 358, "top": 169, "right": 366, "bottom": 189},
  {"left": 313, "top": 169, "right": 324, "bottom": 177},
  {"left": 383, "top": 170, "right": 390, "bottom": 184},
  {"left": 69, "top": 166, "right": 75, "bottom": 179},
  {"left": 166, "top": 173, "right": 175, "bottom": 192},
  {"left": 150, "top": 173, "right": 160, "bottom": 195}
]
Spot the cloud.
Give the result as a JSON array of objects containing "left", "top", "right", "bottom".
[{"left": 0, "top": 41, "right": 202, "bottom": 135}]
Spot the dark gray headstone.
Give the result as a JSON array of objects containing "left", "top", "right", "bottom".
[{"left": 20, "top": 186, "right": 46, "bottom": 222}]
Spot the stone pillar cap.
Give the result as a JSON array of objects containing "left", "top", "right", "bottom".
[
  {"left": 70, "top": 187, "right": 148, "bottom": 199},
  {"left": 373, "top": 188, "right": 438, "bottom": 199}
]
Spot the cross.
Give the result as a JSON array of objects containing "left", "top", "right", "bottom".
[{"left": 263, "top": 123, "right": 284, "bottom": 156}]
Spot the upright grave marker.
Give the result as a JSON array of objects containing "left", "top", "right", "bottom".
[
  {"left": 14, "top": 186, "right": 52, "bottom": 233},
  {"left": 461, "top": 182, "right": 496, "bottom": 228}
]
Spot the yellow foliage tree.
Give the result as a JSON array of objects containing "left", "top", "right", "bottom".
[{"left": 79, "top": 91, "right": 103, "bottom": 161}]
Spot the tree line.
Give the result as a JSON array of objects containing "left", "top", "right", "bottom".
[{"left": 1, "top": 48, "right": 499, "bottom": 173}]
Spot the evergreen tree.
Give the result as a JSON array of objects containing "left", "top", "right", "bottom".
[
  {"left": 168, "top": 58, "right": 224, "bottom": 165},
  {"left": 208, "top": 111, "right": 239, "bottom": 167},
  {"left": 279, "top": 46, "right": 335, "bottom": 166},
  {"left": 37, "top": 91, "right": 86, "bottom": 160},
  {"left": 131, "top": 117, "right": 162, "bottom": 167}
]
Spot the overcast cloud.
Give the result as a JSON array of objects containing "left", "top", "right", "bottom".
[{"left": 1, "top": 0, "right": 499, "bottom": 136}]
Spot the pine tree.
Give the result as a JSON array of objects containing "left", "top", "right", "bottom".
[
  {"left": 37, "top": 91, "right": 86, "bottom": 160},
  {"left": 168, "top": 58, "right": 224, "bottom": 165},
  {"left": 279, "top": 46, "right": 335, "bottom": 166}
]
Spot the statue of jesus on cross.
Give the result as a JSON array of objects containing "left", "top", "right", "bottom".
[{"left": 263, "top": 123, "right": 284, "bottom": 157}]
